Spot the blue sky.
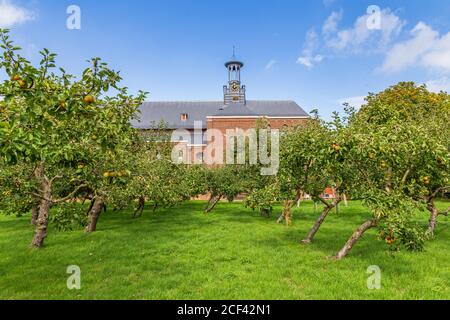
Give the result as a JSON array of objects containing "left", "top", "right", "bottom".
[{"left": 2, "top": 0, "right": 450, "bottom": 118}]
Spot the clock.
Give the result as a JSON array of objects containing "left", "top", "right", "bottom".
[{"left": 231, "top": 82, "right": 240, "bottom": 92}]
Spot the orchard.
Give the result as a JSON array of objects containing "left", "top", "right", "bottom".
[{"left": 0, "top": 30, "right": 449, "bottom": 299}]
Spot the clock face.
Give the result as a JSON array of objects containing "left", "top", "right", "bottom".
[{"left": 231, "top": 82, "right": 240, "bottom": 92}]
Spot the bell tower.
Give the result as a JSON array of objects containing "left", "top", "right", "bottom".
[{"left": 223, "top": 48, "right": 246, "bottom": 105}]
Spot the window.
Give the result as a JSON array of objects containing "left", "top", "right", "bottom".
[{"left": 180, "top": 113, "right": 188, "bottom": 121}]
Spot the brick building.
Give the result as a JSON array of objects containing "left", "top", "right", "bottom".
[{"left": 131, "top": 56, "right": 309, "bottom": 162}]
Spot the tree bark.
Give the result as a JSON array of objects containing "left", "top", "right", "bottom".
[
  {"left": 277, "top": 191, "right": 301, "bottom": 225},
  {"left": 302, "top": 197, "right": 341, "bottom": 244},
  {"left": 31, "top": 179, "right": 52, "bottom": 248},
  {"left": 427, "top": 201, "right": 439, "bottom": 236},
  {"left": 204, "top": 195, "right": 221, "bottom": 213},
  {"left": 282, "top": 200, "right": 293, "bottom": 226},
  {"left": 276, "top": 213, "right": 284, "bottom": 224},
  {"left": 335, "top": 219, "right": 378, "bottom": 260},
  {"left": 260, "top": 208, "right": 271, "bottom": 218},
  {"left": 86, "top": 198, "right": 104, "bottom": 233},
  {"left": 86, "top": 198, "right": 95, "bottom": 216},
  {"left": 302, "top": 207, "right": 332, "bottom": 244},
  {"left": 31, "top": 200, "right": 40, "bottom": 226},
  {"left": 133, "top": 196, "right": 146, "bottom": 218}
]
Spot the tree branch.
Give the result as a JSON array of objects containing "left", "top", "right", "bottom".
[
  {"left": 431, "top": 186, "right": 450, "bottom": 199},
  {"left": 439, "top": 206, "right": 450, "bottom": 217},
  {"left": 401, "top": 166, "right": 414, "bottom": 184},
  {"left": 315, "top": 195, "right": 333, "bottom": 208},
  {"left": 53, "top": 184, "right": 88, "bottom": 204},
  {"left": 50, "top": 175, "right": 63, "bottom": 184},
  {"left": 32, "top": 184, "right": 88, "bottom": 204},
  {"left": 31, "top": 192, "right": 52, "bottom": 203}
]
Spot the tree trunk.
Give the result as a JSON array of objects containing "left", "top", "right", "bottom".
[
  {"left": 260, "top": 208, "right": 271, "bottom": 218},
  {"left": 276, "top": 213, "right": 284, "bottom": 224},
  {"left": 276, "top": 200, "right": 295, "bottom": 225},
  {"left": 133, "top": 196, "right": 145, "bottom": 218},
  {"left": 31, "top": 180, "right": 52, "bottom": 248},
  {"left": 335, "top": 219, "right": 378, "bottom": 260},
  {"left": 31, "top": 200, "right": 40, "bottom": 226},
  {"left": 302, "top": 206, "right": 333, "bottom": 244},
  {"left": 427, "top": 201, "right": 439, "bottom": 236},
  {"left": 86, "top": 198, "right": 95, "bottom": 216},
  {"left": 277, "top": 202, "right": 292, "bottom": 225},
  {"left": 86, "top": 198, "right": 104, "bottom": 233},
  {"left": 282, "top": 200, "right": 293, "bottom": 226},
  {"left": 204, "top": 195, "right": 221, "bottom": 213},
  {"left": 343, "top": 194, "right": 348, "bottom": 207},
  {"left": 302, "top": 197, "right": 341, "bottom": 244},
  {"left": 277, "top": 191, "right": 301, "bottom": 225}
]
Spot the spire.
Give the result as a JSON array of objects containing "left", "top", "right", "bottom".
[
  {"left": 224, "top": 46, "right": 244, "bottom": 68},
  {"left": 224, "top": 48, "right": 246, "bottom": 105}
]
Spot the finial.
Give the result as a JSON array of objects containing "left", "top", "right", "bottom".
[{"left": 232, "top": 45, "right": 236, "bottom": 59}]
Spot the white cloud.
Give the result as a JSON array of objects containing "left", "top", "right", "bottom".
[
  {"left": 421, "top": 33, "right": 450, "bottom": 71},
  {"left": 297, "top": 29, "right": 325, "bottom": 68},
  {"left": 303, "top": 29, "right": 320, "bottom": 54},
  {"left": 380, "top": 22, "right": 438, "bottom": 73},
  {"left": 297, "top": 55, "right": 324, "bottom": 68},
  {"left": 425, "top": 77, "right": 450, "bottom": 93},
  {"left": 323, "top": 9, "right": 343, "bottom": 35},
  {"left": 325, "top": 8, "right": 405, "bottom": 52},
  {"left": 265, "top": 59, "right": 277, "bottom": 70},
  {"left": 0, "top": 0, "right": 35, "bottom": 28},
  {"left": 297, "top": 8, "right": 405, "bottom": 68},
  {"left": 380, "top": 22, "right": 450, "bottom": 73},
  {"left": 338, "top": 96, "right": 367, "bottom": 108}
]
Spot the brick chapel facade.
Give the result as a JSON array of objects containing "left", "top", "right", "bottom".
[{"left": 132, "top": 56, "right": 309, "bottom": 163}]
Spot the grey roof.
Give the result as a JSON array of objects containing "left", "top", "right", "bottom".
[
  {"left": 214, "top": 103, "right": 257, "bottom": 116},
  {"left": 131, "top": 100, "right": 308, "bottom": 129}
]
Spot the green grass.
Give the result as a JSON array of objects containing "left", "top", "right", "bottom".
[{"left": 0, "top": 201, "right": 449, "bottom": 300}]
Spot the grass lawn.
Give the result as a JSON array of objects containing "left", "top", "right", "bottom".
[{"left": 0, "top": 200, "right": 449, "bottom": 300}]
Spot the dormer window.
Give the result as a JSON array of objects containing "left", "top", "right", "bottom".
[{"left": 181, "top": 113, "right": 188, "bottom": 121}]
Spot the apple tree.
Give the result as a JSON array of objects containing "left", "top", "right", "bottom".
[
  {"left": 333, "top": 83, "right": 449, "bottom": 259},
  {"left": 0, "top": 29, "right": 146, "bottom": 246}
]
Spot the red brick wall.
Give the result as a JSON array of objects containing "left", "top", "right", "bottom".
[
  {"left": 175, "top": 117, "right": 309, "bottom": 164},
  {"left": 207, "top": 117, "right": 308, "bottom": 133}
]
